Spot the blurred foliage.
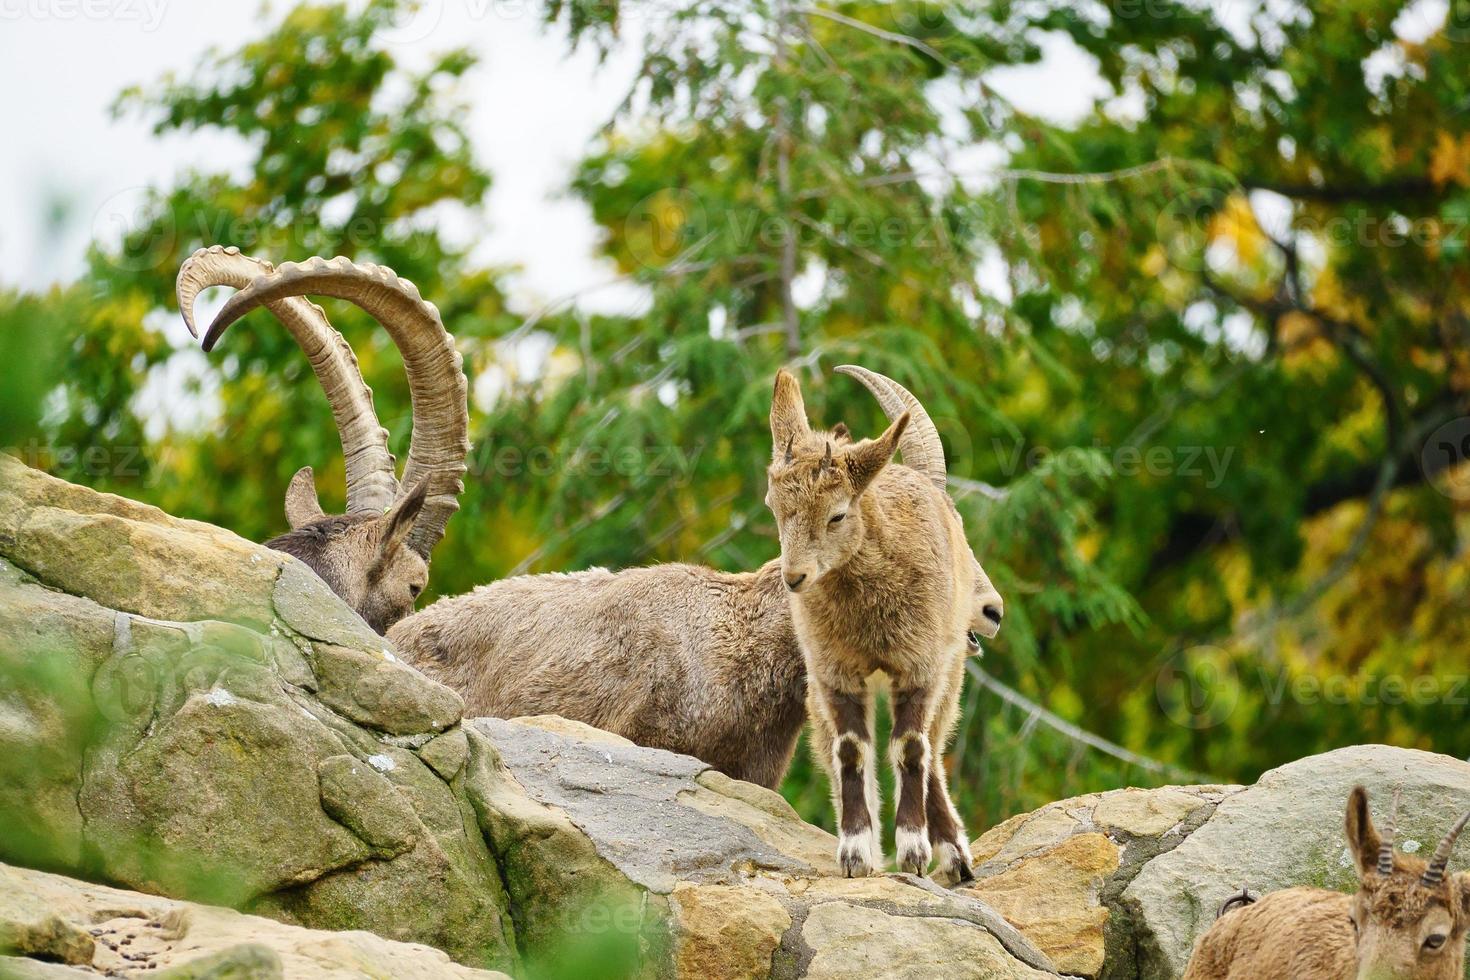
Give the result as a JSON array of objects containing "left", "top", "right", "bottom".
[{"left": 2, "top": 0, "right": 1469, "bottom": 860}]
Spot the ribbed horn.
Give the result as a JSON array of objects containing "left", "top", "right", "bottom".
[
  {"left": 202, "top": 256, "right": 470, "bottom": 559},
  {"left": 177, "top": 246, "right": 398, "bottom": 515},
  {"left": 834, "top": 364, "right": 946, "bottom": 489},
  {"left": 1378, "top": 787, "right": 1400, "bottom": 875},
  {"left": 1422, "top": 804, "right": 1470, "bottom": 887}
]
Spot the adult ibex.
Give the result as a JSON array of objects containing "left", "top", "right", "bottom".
[
  {"left": 177, "top": 246, "right": 469, "bottom": 633},
  {"left": 389, "top": 367, "right": 1002, "bottom": 795},
  {"left": 767, "top": 365, "right": 998, "bottom": 882},
  {"left": 1184, "top": 786, "right": 1470, "bottom": 980}
]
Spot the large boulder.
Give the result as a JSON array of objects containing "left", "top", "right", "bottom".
[
  {"left": 0, "top": 456, "right": 1058, "bottom": 979},
  {"left": 466, "top": 715, "right": 1059, "bottom": 978},
  {"left": 961, "top": 784, "right": 1239, "bottom": 978},
  {"left": 0, "top": 861, "right": 506, "bottom": 979},
  {"left": 15, "top": 457, "right": 1459, "bottom": 979},
  {"left": 0, "top": 455, "right": 513, "bottom": 972}
]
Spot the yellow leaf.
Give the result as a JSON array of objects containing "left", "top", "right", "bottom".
[
  {"left": 1277, "top": 310, "right": 1318, "bottom": 348},
  {"left": 1428, "top": 131, "right": 1470, "bottom": 188},
  {"left": 1140, "top": 244, "right": 1168, "bottom": 278},
  {"left": 1208, "top": 193, "right": 1266, "bottom": 266}
]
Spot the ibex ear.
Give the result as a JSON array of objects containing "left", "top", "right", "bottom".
[
  {"left": 285, "top": 467, "right": 326, "bottom": 529},
  {"left": 376, "top": 479, "right": 428, "bottom": 564},
  {"left": 770, "top": 369, "right": 811, "bottom": 460},
  {"left": 1345, "top": 785, "right": 1382, "bottom": 877},
  {"left": 1456, "top": 872, "right": 1470, "bottom": 915},
  {"left": 831, "top": 422, "right": 851, "bottom": 443},
  {"left": 845, "top": 411, "right": 910, "bottom": 496}
]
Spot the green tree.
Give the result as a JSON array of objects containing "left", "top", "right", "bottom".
[
  {"left": 540, "top": 0, "right": 1470, "bottom": 819},
  {"left": 950, "top": 0, "right": 1470, "bottom": 794},
  {"left": 526, "top": 0, "right": 1148, "bottom": 824}
]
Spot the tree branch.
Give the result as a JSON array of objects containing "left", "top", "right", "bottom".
[{"left": 966, "top": 663, "right": 1216, "bottom": 783}]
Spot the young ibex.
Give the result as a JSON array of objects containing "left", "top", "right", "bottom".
[
  {"left": 176, "top": 246, "right": 469, "bottom": 633},
  {"left": 388, "top": 368, "right": 1002, "bottom": 792},
  {"left": 1184, "top": 786, "right": 1470, "bottom": 980},
  {"left": 767, "top": 365, "right": 994, "bottom": 882}
]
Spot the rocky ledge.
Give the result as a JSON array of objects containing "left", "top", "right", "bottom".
[{"left": 2, "top": 454, "right": 1467, "bottom": 979}]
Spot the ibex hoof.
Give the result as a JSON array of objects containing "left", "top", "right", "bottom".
[
  {"left": 837, "top": 831, "right": 878, "bottom": 877},
  {"left": 896, "top": 827, "right": 932, "bottom": 876},
  {"left": 935, "top": 840, "right": 975, "bottom": 886}
]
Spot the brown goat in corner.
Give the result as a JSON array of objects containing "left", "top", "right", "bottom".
[{"left": 1184, "top": 785, "right": 1470, "bottom": 980}]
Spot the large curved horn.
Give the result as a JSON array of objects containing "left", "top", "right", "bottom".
[
  {"left": 177, "top": 246, "right": 398, "bottom": 515},
  {"left": 201, "top": 256, "right": 469, "bottom": 559},
  {"left": 1378, "top": 786, "right": 1400, "bottom": 875},
  {"left": 834, "top": 364, "right": 946, "bottom": 490},
  {"left": 1422, "top": 804, "right": 1470, "bottom": 887}
]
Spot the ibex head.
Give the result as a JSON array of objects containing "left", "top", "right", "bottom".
[
  {"left": 765, "top": 368, "right": 907, "bottom": 593},
  {"left": 1345, "top": 785, "right": 1470, "bottom": 980},
  {"left": 765, "top": 365, "right": 1005, "bottom": 637},
  {"left": 178, "top": 247, "right": 470, "bottom": 634},
  {"left": 266, "top": 469, "right": 430, "bottom": 634}
]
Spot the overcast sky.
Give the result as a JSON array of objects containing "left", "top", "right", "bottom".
[{"left": 0, "top": 0, "right": 1121, "bottom": 326}]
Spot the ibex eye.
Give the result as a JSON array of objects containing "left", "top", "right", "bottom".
[
  {"left": 829, "top": 513, "right": 846, "bottom": 524},
  {"left": 1424, "top": 934, "right": 1447, "bottom": 951}
]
